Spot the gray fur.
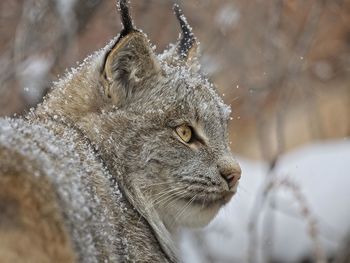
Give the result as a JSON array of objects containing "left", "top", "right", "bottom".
[{"left": 0, "top": 2, "right": 241, "bottom": 262}]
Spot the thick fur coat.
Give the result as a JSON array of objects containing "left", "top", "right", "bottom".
[{"left": 0, "top": 2, "right": 241, "bottom": 262}]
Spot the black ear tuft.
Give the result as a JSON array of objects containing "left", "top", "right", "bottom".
[
  {"left": 173, "top": 3, "right": 197, "bottom": 59},
  {"left": 117, "top": 0, "right": 136, "bottom": 37}
]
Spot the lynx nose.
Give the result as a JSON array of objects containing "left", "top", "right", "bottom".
[{"left": 218, "top": 157, "right": 241, "bottom": 189}]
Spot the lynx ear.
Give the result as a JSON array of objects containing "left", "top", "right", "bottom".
[
  {"left": 161, "top": 4, "right": 200, "bottom": 70},
  {"left": 102, "top": 0, "right": 161, "bottom": 105}
]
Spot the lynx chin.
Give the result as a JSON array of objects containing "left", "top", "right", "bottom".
[{"left": 0, "top": 0, "right": 241, "bottom": 262}]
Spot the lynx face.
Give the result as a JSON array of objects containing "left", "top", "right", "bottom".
[
  {"left": 94, "top": 4, "right": 242, "bottom": 230},
  {"left": 126, "top": 65, "right": 241, "bottom": 229}
]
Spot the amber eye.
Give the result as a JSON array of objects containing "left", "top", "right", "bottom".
[{"left": 175, "top": 125, "right": 193, "bottom": 143}]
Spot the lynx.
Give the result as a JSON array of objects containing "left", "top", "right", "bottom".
[{"left": 0, "top": 1, "right": 241, "bottom": 262}]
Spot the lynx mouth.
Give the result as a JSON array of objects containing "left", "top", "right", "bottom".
[
  {"left": 205, "top": 191, "right": 236, "bottom": 206},
  {"left": 182, "top": 189, "right": 236, "bottom": 208}
]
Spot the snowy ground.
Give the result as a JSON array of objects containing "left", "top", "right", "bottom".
[{"left": 180, "top": 139, "right": 350, "bottom": 263}]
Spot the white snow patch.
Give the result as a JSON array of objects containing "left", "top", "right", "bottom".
[
  {"left": 18, "top": 56, "right": 54, "bottom": 103},
  {"left": 215, "top": 4, "right": 240, "bottom": 33},
  {"left": 56, "top": 0, "right": 77, "bottom": 18}
]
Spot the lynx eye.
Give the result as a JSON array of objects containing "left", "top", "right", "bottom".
[{"left": 175, "top": 125, "right": 193, "bottom": 143}]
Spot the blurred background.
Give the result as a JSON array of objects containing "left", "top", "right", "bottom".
[{"left": 0, "top": 0, "right": 349, "bottom": 262}]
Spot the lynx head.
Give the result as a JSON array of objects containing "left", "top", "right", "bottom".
[
  {"left": 42, "top": 0, "right": 241, "bottom": 232},
  {"left": 95, "top": 1, "right": 242, "bottom": 230}
]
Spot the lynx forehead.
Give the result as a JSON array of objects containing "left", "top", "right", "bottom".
[{"left": 0, "top": 0, "right": 241, "bottom": 262}]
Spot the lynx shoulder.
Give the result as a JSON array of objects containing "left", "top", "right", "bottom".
[{"left": 0, "top": 1, "right": 241, "bottom": 262}]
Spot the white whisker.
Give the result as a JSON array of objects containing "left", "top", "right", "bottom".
[{"left": 172, "top": 194, "right": 198, "bottom": 226}]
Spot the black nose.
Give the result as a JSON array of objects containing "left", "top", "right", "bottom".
[{"left": 218, "top": 158, "right": 241, "bottom": 189}]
